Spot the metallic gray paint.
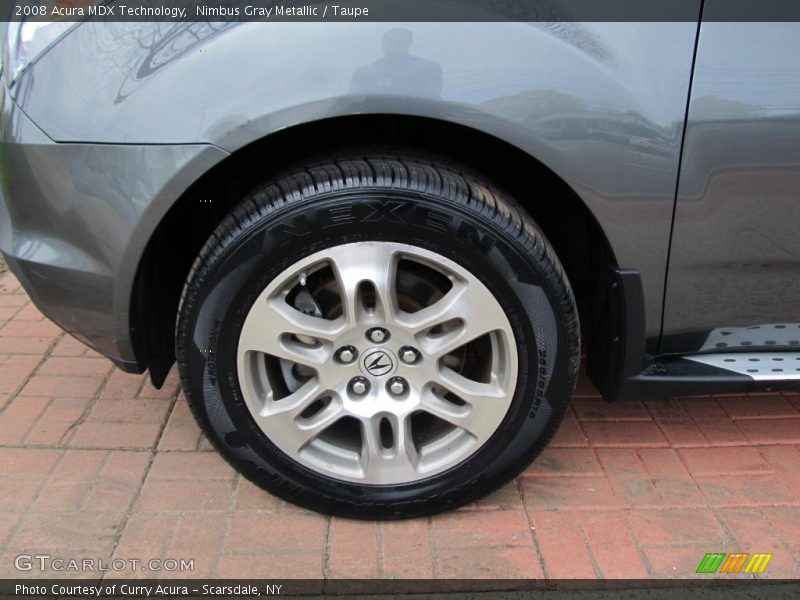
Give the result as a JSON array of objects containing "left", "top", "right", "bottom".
[
  {"left": 4, "top": 20, "right": 702, "bottom": 365},
  {"left": 0, "top": 88, "right": 228, "bottom": 362},
  {"left": 662, "top": 21, "right": 800, "bottom": 353}
]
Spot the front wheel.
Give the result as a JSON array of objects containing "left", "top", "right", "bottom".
[{"left": 176, "top": 151, "right": 580, "bottom": 518}]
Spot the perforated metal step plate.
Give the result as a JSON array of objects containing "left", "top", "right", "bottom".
[
  {"left": 685, "top": 353, "right": 800, "bottom": 381},
  {"left": 700, "top": 324, "right": 800, "bottom": 351}
]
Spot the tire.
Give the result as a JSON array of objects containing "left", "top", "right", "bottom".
[{"left": 176, "top": 150, "right": 580, "bottom": 518}]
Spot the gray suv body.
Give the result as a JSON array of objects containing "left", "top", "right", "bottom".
[{"left": 1, "top": 5, "right": 798, "bottom": 516}]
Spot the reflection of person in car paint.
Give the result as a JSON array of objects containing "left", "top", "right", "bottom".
[{"left": 350, "top": 28, "right": 443, "bottom": 98}]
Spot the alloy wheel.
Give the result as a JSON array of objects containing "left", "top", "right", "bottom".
[{"left": 236, "top": 241, "right": 518, "bottom": 484}]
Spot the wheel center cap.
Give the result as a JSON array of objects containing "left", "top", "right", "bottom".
[{"left": 360, "top": 348, "right": 396, "bottom": 377}]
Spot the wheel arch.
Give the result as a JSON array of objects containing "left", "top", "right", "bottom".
[{"left": 131, "top": 114, "right": 626, "bottom": 396}]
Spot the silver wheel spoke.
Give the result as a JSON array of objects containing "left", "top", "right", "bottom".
[
  {"left": 361, "top": 416, "right": 419, "bottom": 482},
  {"left": 330, "top": 243, "right": 398, "bottom": 327},
  {"left": 436, "top": 366, "right": 506, "bottom": 404},
  {"left": 239, "top": 295, "right": 343, "bottom": 366},
  {"left": 287, "top": 401, "right": 346, "bottom": 451},
  {"left": 252, "top": 378, "right": 344, "bottom": 451},
  {"left": 423, "top": 368, "right": 507, "bottom": 439},
  {"left": 398, "top": 281, "right": 508, "bottom": 357},
  {"left": 395, "top": 280, "right": 468, "bottom": 333},
  {"left": 259, "top": 378, "right": 323, "bottom": 418}
]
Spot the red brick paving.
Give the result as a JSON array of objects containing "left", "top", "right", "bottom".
[
  {"left": 381, "top": 520, "right": 434, "bottom": 578},
  {"left": 531, "top": 511, "right": 597, "bottom": 578},
  {"left": 0, "top": 268, "right": 799, "bottom": 580},
  {"left": 327, "top": 519, "right": 381, "bottom": 578}
]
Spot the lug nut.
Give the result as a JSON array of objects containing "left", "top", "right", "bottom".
[
  {"left": 399, "top": 346, "right": 420, "bottom": 365},
  {"left": 387, "top": 377, "right": 408, "bottom": 397},
  {"left": 349, "top": 376, "right": 370, "bottom": 396},
  {"left": 366, "top": 327, "right": 389, "bottom": 344},
  {"left": 335, "top": 346, "right": 357, "bottom": 364}
]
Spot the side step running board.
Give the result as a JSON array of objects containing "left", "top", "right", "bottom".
[
  {"left": 685, "top": 353, "right": 800, "bottom": 381},
  {"left": 610, "top": 353, "right": 800, "bottom": 401}
]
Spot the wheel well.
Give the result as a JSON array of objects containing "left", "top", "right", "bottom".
[{"left": 132, "top": 114, "right": 620, "bottom": 388}]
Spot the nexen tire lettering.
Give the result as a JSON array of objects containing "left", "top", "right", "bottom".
[{"left": 268, "top": 200, "right": 499, "bottom": 257}]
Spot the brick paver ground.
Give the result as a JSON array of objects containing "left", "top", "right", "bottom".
[{"left": 0, "top": 267, "right": 799, "bottom": 581}]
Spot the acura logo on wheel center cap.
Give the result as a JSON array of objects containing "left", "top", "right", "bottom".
[{"left": 361, "top": 349, "right": 396, "bottom": 377}]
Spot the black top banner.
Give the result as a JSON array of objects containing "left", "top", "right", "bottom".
[{"left": 3, "top": 0, "right": 800, "bottom": 23}]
